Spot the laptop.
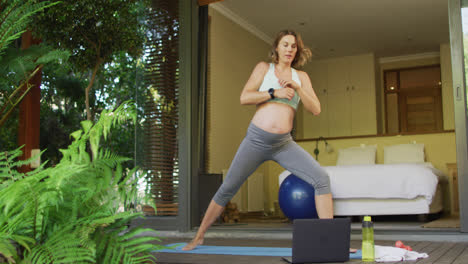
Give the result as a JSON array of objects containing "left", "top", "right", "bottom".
[{"left": 282, "top": 218, "right": 351, "bottom": 263}]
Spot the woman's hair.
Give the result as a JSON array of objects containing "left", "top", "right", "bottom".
[{"left": 269, "top": 29, "right": 312, "bottom": 68}]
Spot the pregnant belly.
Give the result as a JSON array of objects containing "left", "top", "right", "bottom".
[{"left": 251, "top": 102, "right": 295, "bottom": 134}]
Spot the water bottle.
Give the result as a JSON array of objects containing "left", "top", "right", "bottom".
[{"left": 362, "top": 215, "right": 375, "bottom": 262}]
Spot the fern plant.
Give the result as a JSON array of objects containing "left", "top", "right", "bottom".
[
  {"left": 0, "top": 101, "right": 162, "bottom": 263},
  {"left": 0, "top": 0, "right": 59, "bottom": 55},
  {"left": 0, "top": 0, "right": 69, "bottom": 127}
]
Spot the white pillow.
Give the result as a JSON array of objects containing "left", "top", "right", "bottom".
[
  {"left": 336, "top": 145, "right": 377, "bottom": 166},
  {"left": 384, "top": 143, "right": 425, "bottom": 164}
]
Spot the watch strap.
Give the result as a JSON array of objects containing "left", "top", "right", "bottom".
[{"left": 268, "top": 88, "right": 275, "bottom": 99}]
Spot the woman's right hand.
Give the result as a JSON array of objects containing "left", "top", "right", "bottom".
[{"left": 273, "top": 88, "right": 295, "bottom": 100}]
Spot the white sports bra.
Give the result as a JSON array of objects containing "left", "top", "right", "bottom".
[{"left": 258, "top": 63, "right": 301, "bottom": 110}]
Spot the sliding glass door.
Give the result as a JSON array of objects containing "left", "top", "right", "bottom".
[{"left": 449, "top": 0, "right": 468, "bottom": 232}]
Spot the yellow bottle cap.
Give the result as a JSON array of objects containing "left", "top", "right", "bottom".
[{"left": 364, "top": 216, "right": 372, "bottom": 222}]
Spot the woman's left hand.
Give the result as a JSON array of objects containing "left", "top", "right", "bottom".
[{"left": 278, "top": 79, "right": 300, "bottom": 90}]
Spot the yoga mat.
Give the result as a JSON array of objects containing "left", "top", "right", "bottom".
[{"left": 155, "top": 243, "right": 362, "bottom": 259}]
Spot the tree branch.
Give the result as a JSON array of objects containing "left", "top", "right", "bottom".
[
  {"left": 85, "top": 58, "right": 102, "bottom": 120},
  {"left": 0, "top": 65, "right": 43, "bottom": 127}
]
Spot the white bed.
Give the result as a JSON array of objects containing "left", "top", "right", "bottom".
[
  {"left": 325, "top": 163, "right": 445, "bottom": 216},
  {"left": 279, "top": 162, "right": 446, "bottom": 216},
  {"left": 332, "top": 190, "right": 444, "bottom": 216}
]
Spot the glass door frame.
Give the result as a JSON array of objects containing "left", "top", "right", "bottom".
[
  {"left": 449, "top": 0, "right": 468, "bottom": 232},
  {"left": 133, "top": 0, "right": 200, "bottom": 232}
]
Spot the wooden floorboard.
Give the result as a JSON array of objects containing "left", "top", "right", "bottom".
[
  {"left": 413, "top": 241, "right": 433, "bottom": 251},
  {"left": 436, "top": 242, "right": 468, "bottom": 264},
  {"left": 153, "top": 238, "right": 468, "bottom": 264},
  {"left": 417, "top": 242, "right": 455, "bottom": 263},
  {"left": 413, "top": 242, "right": 443, "bottom": 263},
  {"left": 453, "top": 245, "right": 468, "bottom": 264}
]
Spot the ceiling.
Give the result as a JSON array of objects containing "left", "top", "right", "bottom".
[{"left": 212, "top": 0, "right": 450, "bottom": 59}]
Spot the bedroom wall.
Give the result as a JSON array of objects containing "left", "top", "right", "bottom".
[
  {"left": 206, "top": 7, "right": 271, "bottom": 209},
  {"left": 206, "top": 7, "right": 269, "bottom": 173},
  {"left": 440, "top": 43, "right": 455, "bottom": 131}
]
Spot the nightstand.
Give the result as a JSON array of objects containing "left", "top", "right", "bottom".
[{"left": 446, "top": 163, "right": 459, "bottom": 215}]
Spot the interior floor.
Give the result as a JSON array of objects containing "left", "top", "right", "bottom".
[{"left": 210, "top": 211, "right": 457, "bottom": 232}]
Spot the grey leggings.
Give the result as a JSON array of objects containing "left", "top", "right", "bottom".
[{"left": 213, "top": 122, "right": 331, "bottom": 207}]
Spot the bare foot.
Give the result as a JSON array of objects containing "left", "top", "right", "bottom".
[
  {"left": 350, "top": 248, "right": 357, "bottom": 253},
  {"left": 182, "top": 237, "right": 204, "bottom": 251}
]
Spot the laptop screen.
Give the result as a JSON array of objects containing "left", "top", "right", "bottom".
[{"left": 292, "top": 218, "right": 351, "bottom": 263}]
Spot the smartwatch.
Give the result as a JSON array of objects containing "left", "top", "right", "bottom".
[{"left": 268, "top": 88, "right": 275, "bottom": 99}]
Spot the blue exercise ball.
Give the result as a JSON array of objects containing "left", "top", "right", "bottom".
[{"left": 278, "top": 174, "right": 318, "bottom": 220}]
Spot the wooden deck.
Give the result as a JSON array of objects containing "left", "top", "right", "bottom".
[{"left": 154, "top": 237, "right": 468, "bottom": 264}]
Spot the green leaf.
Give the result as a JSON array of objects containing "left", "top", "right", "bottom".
[
  {"left": 70, "top": 130, "right": 83, "bottom": 140},
  {"left": 36, "top": 49, "right": 70, "bottom": 65},
  {"left": 80, "top": 120, "right": 93, "bottom": 134}
]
